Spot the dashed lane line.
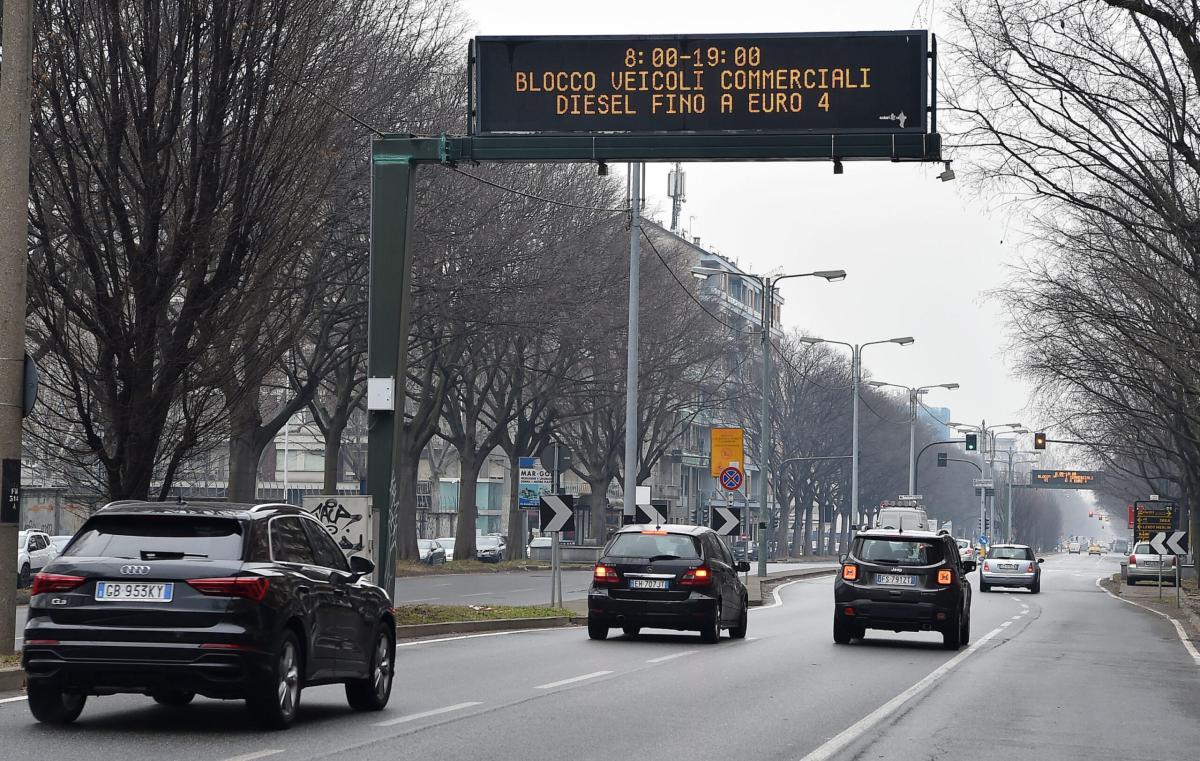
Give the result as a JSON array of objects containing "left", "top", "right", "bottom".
[
  {"left": 219, "top": 750, "right": 285, "bottom": 761},
  {"left": 534, "top": 671, "right": 612, "bottom": 690},
  {"left": 797, "top": 624, "right": 1008, "bottom": 761},
  {"left": 374, "top": 701, "right": 483, "bottom": 727},
  {"left": 0, "top": 696, "right": 27, "bottom": 705},
  {"left": 647, "top": 650, "right": 698, "bottom": 664}
]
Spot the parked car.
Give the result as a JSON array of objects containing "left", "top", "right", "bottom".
[
  {"left": 476, "top": 535, "right": 505, "bottom": 563},
  {"left": 1127, "top": 541, "right": 1179, "bottom": 586},
  {"left": 22, "top": 501, "right": 395, "bottom": 728},
  {"left": 17, "top": 530, "right": 57, "bottom": 588},
  {"left": 979, "top": 544, "right": 1042, "bottom": 593},
  {"left": 417, "top": 539, "right": 446, "bottom": 565},
  {"left": 588, "top": 524, "right": 750, "bottom": 643},
  {"left": 834, "top": 528, "right": 975, "bottom": 649},
  {"left": 435, "top": 537, "right": 456, "bottom": 561},
  {"left": 49, "top": 535, "right": 75, "bottom": 555}
]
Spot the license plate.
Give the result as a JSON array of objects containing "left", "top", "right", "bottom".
[
  {"left": 629, "top": 579, "right": 669, "bottom": 590},
  {"left": 95, "top": 581, "right": 174, "bottom": 603},
  {"left": 999, "top": 563, "right": 1018, "bottom": 570},
  {"left": 874, "top": 574, "right": 916, "bottom": 586}
]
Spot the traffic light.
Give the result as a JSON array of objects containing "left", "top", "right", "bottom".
[
  {"left": 965, "top": 433, "right": 978, "bottom": 451},
  {"left": 1088, "top": 510, "right": 1094, "bottom": 517},
  {"left": 1034, "top": 432, "right": 1047, "bottom": 450},
  {"left": 937, "top": 452, "right": 948, "bottom": 467},
  {"left": 984, "top": 516, "right": 990, "bottom": 530}
]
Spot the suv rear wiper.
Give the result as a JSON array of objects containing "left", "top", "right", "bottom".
[
  {"left": 140, "top": 550, "right": 209, "bottom": 560},
  {"left": 647, "top": 554, "right": 681, "bottom": 562}
]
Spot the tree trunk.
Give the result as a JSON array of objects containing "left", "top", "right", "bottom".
[
  {"left": 587, "top": 475, "right": 612, "bottom": 546},
  {"left": 455, "top": 450, "right": 482, "bottom": 560},
  {"left": 506, "top": 452, "right": 526, "bottom": 560},
  {"left": 322, "top": 414, "right": 347, "bottom": 494},
  {"left": 227, "top": 390, "right": 264, "bottom": 502},
  {"left": 394, "top": 444, "right": 421, "bottom": 564},
  {"left": 794, "top": 498, "right": 810, "bottom": 557},
  {"left": 774, "top": 492, "right": 792, "bottom": 559}
]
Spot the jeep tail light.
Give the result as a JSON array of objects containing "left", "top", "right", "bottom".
[
  {"left": 187, "top": 576, "right": 269, "bottom": 602},
  {"left": 937, "top": 569, "right": 953, "bottom": 585},
  {"left": 841, "top": 564, "right": 858, "bottom": 581},
  {"left": 31, "top": 573, "right": 85, "bottom": 595},
  {"left": 679, "top": 566, "right": 713, "bottom": 587},
  {"left": 593, "top": 564, "right": 620, "bottom": 585}
]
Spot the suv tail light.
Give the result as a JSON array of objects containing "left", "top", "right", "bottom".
[
  {"left": 679, "top": 566, "right": 713, "bottom": 587},
  {"left": 593, "top": 564, "right": 620, "bottom": 585},
  {"left": 937, "top": 569, "right": 953, "bottom": 585},
  {"left": 187, "top": 576, "right": 269, "bottom": 602},
  {"left": 31, "top": 573, "right": 85, "bottom": 595},
  {"left": 1128, "top": 555, "right": 1136, "bottom": 566},
  {"left": 841, "top": 564, "right": 858, "bottom": 581}
]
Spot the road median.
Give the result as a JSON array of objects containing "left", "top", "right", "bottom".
[{"left": 393, "top": 603, "right": 576, "bottom": 639}]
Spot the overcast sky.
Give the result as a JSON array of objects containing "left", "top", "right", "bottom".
[{"left": 458, "top": 0, "right": 1035, "bottom": 434}]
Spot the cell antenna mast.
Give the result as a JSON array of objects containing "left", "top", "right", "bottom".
[{"left": 668, "top": 162, "right": 686, "bottom": 232}]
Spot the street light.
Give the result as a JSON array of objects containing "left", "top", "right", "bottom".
[
  {"left": 694, "top": 265, "right": 846, "bottom": 577},
  {"left": 949, "top": 421, "right": 1028, "bottom": 545},
  {"left": 868, "top": 380, "right": 959, "bottom": 494},
  {"left": 799, "top": 335, "right": 914, "bottom": 532}
]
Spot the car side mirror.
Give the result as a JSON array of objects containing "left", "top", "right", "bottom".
[
  {"left": 736, "top": 561, "right": 751, "bottom": 573},
  {"left": 1037, "top": 558, "right": 1044, "bottom": 564},
  {"left": 962, "top": 560, "right": 977, "bottom": 573},
  {"left": 349, "top": 555, "right": 375, "bottom": 579},
  {"left": 838, "top": 554, "right": 848, "bottom": 564}
]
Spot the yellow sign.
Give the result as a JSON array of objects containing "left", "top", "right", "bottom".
[{"left": 710, "top": 428, "right": 744, "bottom": 477}]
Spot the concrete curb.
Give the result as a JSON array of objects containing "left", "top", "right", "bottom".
[
  {"left": 747, "top": 567, "right": 837, "bottom": 607},
  {"left": 0, "top": 667, "right": 24, "bottom": 693},
  {"left": 394, "top": 616, "right": 575, "bottom": 639}
]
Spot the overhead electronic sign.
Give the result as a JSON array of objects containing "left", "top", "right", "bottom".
[
  {"left": 1031, "top": 470, "right": 1101, "bottom": 489},
  {"left": 473, "top": 31, "right": 929, "bottom": 135}
]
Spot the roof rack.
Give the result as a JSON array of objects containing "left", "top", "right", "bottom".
[{"left": 249, "top": 502, "right": 298, "bottom": 513}]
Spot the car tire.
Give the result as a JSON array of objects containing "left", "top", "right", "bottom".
[
  {"left": 247, "top": 629, "right": 303, "bottom": 730},
  {"left": 700, "top": 601, "right": 721, "bottom": 644},
  {"left": 587, "top": 617, "right": 609, "bottom": 641},
  {"left": 1031, "top": 578, "right": 1041, "bottom": 594},
  {"left": 960, "top": 611, "right": 971, "bottom": 646},
  {"left": 152, "top": 690, "right": 195, "bottom": 707},
  {"left": 346, "top": 625, "right": 395, "bottom": 712},
  {"left": 621, "top": 626, "right": 641, "bottom": 638},
  {"left": 27, "top": 682, "right": 86, "bottom": 724},
  {"left": 979, "top": 580, "right": 990, "bottom": 593},
  {"left": 18, "top": 564, "right": 30, "bottom": 589},
  {"left": 833, "top": 617, "right": 852, "bottom": 645},
  {"left": 728, "top": 600, "right": 748, "bottom": 640},
  {"left": 942, "top": 612, "right": 963, "bottom": 650}
]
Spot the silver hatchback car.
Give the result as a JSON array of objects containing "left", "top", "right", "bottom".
[
  {"left": 980, "top": 544, "right": 1043, "bottom": 593},
  {"left": 1126, "top": 541, "right": 1179, "bottom": 586}
]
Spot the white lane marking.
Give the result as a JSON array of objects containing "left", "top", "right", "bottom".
[
  {"left": 0, "top": 696, "right": 28, "bottom": 705},
  {"left": 534, "top": 670, "right": 612, "bottom": 690},
  {"left": 798, "top": 625, "right": 1006, "bottom": 761},
  {"left": 220, "top": 750, "right": 285, "bottom": 761},
  {"left": 1095, "top": 577, "right": 1200, "bottom": 666},
  {"left": 461, "top": 592, "right": 500, "bottom": 597},
  {"left": 1001, "top": 621, "right": 1012, "bottom": 628},
  {"left": 647, "top": 650, "right": 698, "bottom": 664},
  {"left": 397, "top": 597, "right": 437, "bottom": 603},
  {"left": 396, "top": 627, "right": 572, "bottom": 648},
  {"left": 374, "top": 701, "right": 482, "bottom": 727},
  {"left": 754, "top": 573, "right": 837, "bottom": 611}
]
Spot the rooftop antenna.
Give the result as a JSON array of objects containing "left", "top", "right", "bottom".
[{"left": 667, "top": 162, "right": 686, "bottom": 233}]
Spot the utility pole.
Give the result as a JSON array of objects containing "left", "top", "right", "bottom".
[
  {"left": 622, "top": 164, "right": 643, "bottom": 524},
  {"left": 0, "top": 0, "right": 34, "bottom": 657},
  {"left": 757, "top": 280, "right": 773, "bottom": 578}
]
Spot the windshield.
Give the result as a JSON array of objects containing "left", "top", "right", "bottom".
[
  {"left": 418, "top": 540, "right": 433, "bottom": 549},
  {"left": 478, "top": 537, "right": 501, "bottom": 549},
  {"left": 855, "top": 538, "right": 946, "bottom": 566},
  {"left": 957, "top": 540, "right": 971, "bottom": 548},
  {"left": 989, "top": 547, "right": 1034, "bottom": 560},
  {"left": 606, "top": 532, "right": 701, "bottom": 559},
  {"left": 65, "top": 515, "right": 244, "bottom": 560}
]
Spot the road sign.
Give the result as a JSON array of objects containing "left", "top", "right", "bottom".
[
  {"left": 978, "top": 535, "right": 988, "bottom": 545},
  {"left": 974, "top": 487, "right": 995, "bottom": 497},
  {"left": 899, "top": 494, "right": 923, "bottom": 501},
  {"left": 1150, "top": 531, "right": 1189, "bottom": 556},
  {"left": 720, "top": 466, "right": 744, "bottom": 491},
  {"left": 539, "top": 494, "right": 576, "bottom": 533},
  {"left": 712, "top": 506, "right": 742, "bottom": 536},
  {"left": 635, "top": 501, "right": 669, "bottom": 525},
  {"left": 1031, "top": 469, "right": 1100, "bottom": 489},
  {"left": 474, "top": 32, "right": 930, "bottom": 136},
  {"left": 710, "top": 428, "right": 744, "bottom": 477},
  {"left": 537, "top": 442, "right": 572, "bottom": 473},
  {"left": 972, "top": 478, "right": 993, "bottom": 488},
  {"left": 1133, "top": 503, "right": 1176, "bottom": 543}
]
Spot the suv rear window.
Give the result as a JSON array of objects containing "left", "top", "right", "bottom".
[
  {"left": 855, "top": 538, "right": 946, "bottom": 566},
  {"left": 65, "top": 515, "right": 245, "bottom": 561},
  {"left": 988, "top": 547, "right": 1034, "bottom": 560},
  {"left": 606, "top": 532, "right": 701, "bottom": 559}
]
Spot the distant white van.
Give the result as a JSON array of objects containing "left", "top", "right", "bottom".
[{"left": 874, "top": 506, "right": 930, "bottom": 532}]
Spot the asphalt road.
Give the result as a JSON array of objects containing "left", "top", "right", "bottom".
[
  {"left": 2, "top": 552, "right": 1198, "bottom": 760},
  {"left": 392, "top": 560, "right": 833, "bottom": 607}
]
